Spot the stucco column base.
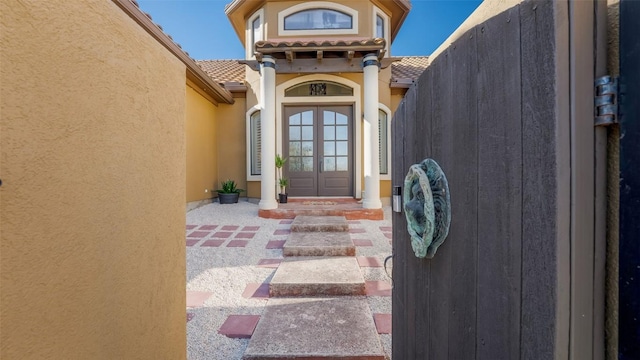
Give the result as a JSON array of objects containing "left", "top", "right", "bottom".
[{"left": 362, "top": 54, "right": 382, "bottom": 210}]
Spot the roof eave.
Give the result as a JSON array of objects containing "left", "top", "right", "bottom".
[{"left": 112, "top": 0, "right": 234, "bottom": 104}]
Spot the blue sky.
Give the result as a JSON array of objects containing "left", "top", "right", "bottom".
[{"left": 137, "top": 0, "right": 482, "bottom": 60}]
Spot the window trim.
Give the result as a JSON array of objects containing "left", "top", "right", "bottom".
[
  {"left": 246, "top": 105, "right": 262, "bottom": 181},
  {"left": 278, "top": 2, "right": 358, "bottom": 36},
  {"left": 379, "top": 103, "right": 392, "bottom": 180},
  {"left": 246, "top": 8, "right": 264, "bottom": 60},
  {"left": 372, "top": 6, "right": 390, "bottom": 57}
]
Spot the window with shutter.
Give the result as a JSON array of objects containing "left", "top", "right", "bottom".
[{"left": 379, "top": 109, "right": 388, "bottom": 175}]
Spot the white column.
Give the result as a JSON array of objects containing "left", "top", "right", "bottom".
[
  {"left": 362, "top": 54, "right": 382, "bottom": 209},
  {"left": 259, "top": 56, "right": 278, "bottom": 210}
]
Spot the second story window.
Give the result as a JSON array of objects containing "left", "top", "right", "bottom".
[
  {"left": 252, "top": 17, "right": 262, "bottom": 46},
  {"left": 284, "top": 9, "right": 352, "bottom": 30},
  {"left": 376, "top": 15, "right": 384, "bottom": 38},
  {"left": 246, "top": 9, "right": 264, "bottom": 59}
]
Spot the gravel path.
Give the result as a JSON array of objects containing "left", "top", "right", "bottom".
[{"left": 186, "top": 201, "right": 393, "bottom": 360}]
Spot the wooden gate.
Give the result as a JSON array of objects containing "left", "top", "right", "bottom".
[{"left": 391, "top": 1, "right": 607, "bottom": 358}]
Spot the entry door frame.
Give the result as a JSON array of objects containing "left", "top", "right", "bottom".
[
  {"left": 275, "top": 74, "right": 362, "bottom": 198},
  {"left": 283, "top": 105, "right": 354, "bottom": 197}
]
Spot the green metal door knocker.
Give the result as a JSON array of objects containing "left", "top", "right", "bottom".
[{"left": 403, "top": 158, "right": 451, "bottom": 258}]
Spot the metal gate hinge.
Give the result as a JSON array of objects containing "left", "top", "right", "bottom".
[{"left": 595, "top": 75, "right": 619, "bottom": 126}]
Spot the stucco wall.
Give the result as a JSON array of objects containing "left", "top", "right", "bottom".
[
  {"left": 217, "top": 99, "right": 248, "bottom": 193},
  {"left": 186, "top": 83, "right": 218, "bottom": 203},
  {"left": 1, "top": 1, "right": 186, "bottom": 359}
]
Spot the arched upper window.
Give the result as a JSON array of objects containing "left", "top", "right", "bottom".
[
  {"left": 284, "top": 9, "right": 352, "bottom": 30},
  {"left": 278, "top": 2, "right": 358, "bottom": 36},
  {"left": 285, "top": 81, "right": 353, "bottom": 97}
]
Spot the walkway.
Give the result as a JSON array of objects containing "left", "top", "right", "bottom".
[{"left": 185, "top": 202, "right": 392, "bottom": 359}]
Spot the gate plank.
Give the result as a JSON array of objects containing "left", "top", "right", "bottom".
[
  {"left": 476, "top": 7, "right": 522, "bottom": 360},
  {"left": 426, "top": 48, "right": 452, "bottom": 360},
  {"left": 445, "top": 27, "right": 479, "bottom": 360},
  {"left": 520, "top": 2, "right": 569, "bottom": 359}
]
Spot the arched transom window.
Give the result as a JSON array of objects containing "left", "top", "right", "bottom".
[
  {"left": 285, "top": 81, "right": 354, "bottom": 97},
  {"left": 284, "top": 8, "right": 352, "bottom": 30}
]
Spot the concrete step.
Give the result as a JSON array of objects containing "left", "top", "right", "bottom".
[
  {"left": 269, "top": 257, "right": 365, "bottom": 297},
  {"left": 243, "top": 297, "right": 385, "bottom": 360},
  {"left": 290, "top": 215, "right": 349, "bottom": 233},
  {"left": 283, "top": 232, "right": 355, "bottom": 257}
]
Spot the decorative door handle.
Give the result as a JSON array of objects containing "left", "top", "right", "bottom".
[{"left": 403, "top": 158, "right": 451, "bottom": 258}]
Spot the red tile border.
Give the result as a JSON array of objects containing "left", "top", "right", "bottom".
[
  {"left": 201, "top": 240, "right": 225, "bottom": 247},
  {"left": 257, "top": 259, "right": 282, "bottom": 268},
  {"left": 379, "top": 226, "right": 392, "bottom": 231},
  {"left": 199, "top": 225, "right": 218, "bottom": 231},
  {"left": 186, "top": 225, "right": 197, "bottom": 230},
  {"left": 235, "top": 232, "right": 256, "bottom": 239},
  {"left": 186, "top": 291, "right": 213, "bottom": 307},
  {"left": 279, "top": 220, "right": 294, "bottom": 224},
  {"left": 349, "top": 228, "right": 366, "bottom": 234},
  {"left": 242, "top": 283, "right": 270, "bottom": 299},
  {"left": 352, "top": 239, "right": 373, "bottom": 247},
  {"left": 218, "top": 315, "right": 260, "bottom": 339},
  {"left": 187, "top": 231, "right": 210, "bottom": 238},
  {"left": 373, "top": 313, "right": 392, "bottom": 334},
  {"left": 365, "top": 281, "right": 392, "bottom": 296},
  {"left": 227, "top": 240, "right": 249, "bottom": 248},
  {"left": 187, "top": 313, "right": 195, "bottom": 323},
  {"left": 242, "top": 226, "right": 260, "bottom": 231},
  {"left": 384, "top": 233, "right": 392, "bottom": 239},
  {"left": 221, "top": 225, "right": 239, "bottom": 231},
  {"left": 273, "top": 229, "right": 291, "bottom": 235},
  {"left": 357, "top": 256, "right": 383, "bottom": 267},
  {"left": 186, "top": 239, "right": 200, "bottom": 247},
  {"left": 212, "top": 231, "right": 233, "bottom": 238},
  {"left": 266, "top": 240, "right": 286, "bottom": 249}
]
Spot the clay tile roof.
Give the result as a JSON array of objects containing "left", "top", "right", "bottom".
[
  {"left": 391, "top": 56, "right": 430, "bottom": 81},
  {"left": 197, "top": 60, "right": 246, "bottom": 84},
  {"left": 195, "top": 56, "right": 429, "bottom": 86}
]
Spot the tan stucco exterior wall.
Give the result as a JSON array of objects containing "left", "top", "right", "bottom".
[
  {"left": 216, "top": 99, "right": 248, "bottom": 193},
  {"left": 1, "top": 1, "right": 187, "bottom": 359},
  {"left": 186, "top": 84, "right": 218, "bottom": 203}
]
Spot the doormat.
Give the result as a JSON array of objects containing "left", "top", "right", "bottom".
[{"left": 302, "top": 201, "right": 338, "bottom": 205}]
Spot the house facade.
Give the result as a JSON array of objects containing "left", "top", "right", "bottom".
[{"left": 197, "top": 0, "right": 428, "bottom": 210}]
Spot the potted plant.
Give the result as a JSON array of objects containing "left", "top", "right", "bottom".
[
  {"left": 278, "top": 177, "right": 288, "bottom": 203},
  {"left": 275, "top": 154, "right": 288, "bottom": 203},
  {"left": 216, "top": 179, "right": 244, "bottom": 204}
]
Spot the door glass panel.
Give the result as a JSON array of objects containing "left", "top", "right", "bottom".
[
  {"left": 323, "top": 111, "right": 335, "bottom": 125},
  {"left": 336, "top": 157, "right": 348, "bottom": 171},
  {"left": 324, "top": 141, "right": 335, "bottom": 156},
  {"left": 324, "top": 126, "right": 335, "bottom": 140},
  {"left": 302, "top": 157, "right": 314, "bottom": 171},
  {"left": 324, "top": 157, "right": 336, "bottom": 171},
  {"left": 289, "top": 114, "right": 301, "bottom": 125},
  {"left": 302, "top": 141, "right": 313, "bottom": 156},
  {"left": 301, "top": 126, "right": 313, "bottom": 140},
  {"left": 289, "top": 142, "right": 301, "bottom": 156},
  {"left": 336, "top": 141, "right": 348, "bottom": 156},
  {"left": 289, "top": 157, "right": 301, "bottom": 171},
  {"left": 336, "top": 113, "right": 348, "bottom": 125},
  {"left": 301, "top": 111, "right": 313, "bottom": 125},
  {"left": 336, "top": 126, "right": 348, "bottom": 140},
  {"left": 290, "top": 127, "right": 301, "bottom": 140}
]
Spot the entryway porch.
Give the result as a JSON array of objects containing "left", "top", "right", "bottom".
[{"left": 258, "top": 197, "right": 384, "bottom": 220}]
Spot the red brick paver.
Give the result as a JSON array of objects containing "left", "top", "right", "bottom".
[
  {"left": 374, "top": 313, "right": 392, "bottom": 334},
  {"left": 227, "top": 240, "right": 248, "bottom": 248},
  {"left": 221, "top": 225, "right": 239, "bottom": 231},
  {"left": 235, "top": 232, "right": 256, "bottom": 239},
  {"left": 349, "top": 228, "right": 366, "bottom": 234},
  {"left": 186, "top": 225, "right": 197, "bottom": 230},
  {"left": 357, "top": 256, "right": 383, "bottom": 267},
  {"left": 186, "top": 291, "right": 213, "bottom": 307},
  {"left": 365, "top": 281, "right": 392, "bottom": 296},
  {"left": 242, "top": 283, "right": 270, "bottom": 299},
  {"left": 201, "top": 240, "right": 225, "bottom": 247},
  {"left": 242, "top": 226, "right": 260, "bottom": 231},
  {"left": 186, "top": 239, "right": 200, "bottom": 247},
  {"left": 199, "top": 225, "right": 218, "bottom": 231},
  {"left": 218, "top": 315, "right": 260, "bottom": 339},
  {"left": 187, "top": 313, "right": 195, "bottom": 323},
  {"left": 266, "top": 240, "right": 286, "bottom": 249},
  {"left": 257, "top": 259, "right": 282, "bottom": 268},
  {"left": 273, "top": 229, "right": 290, "bottom": 235},
  {"left": 352, "top": 239, "right": 373, "bottom": 247},
  {"left": 212, "top": 231, "right": 233, "bottom": 238},
  {"left": 379, "top": 226, "right": 392, "bottom": 232},
  {"left": 187, "top": 231, "right": 210, "bottom": 238}
]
